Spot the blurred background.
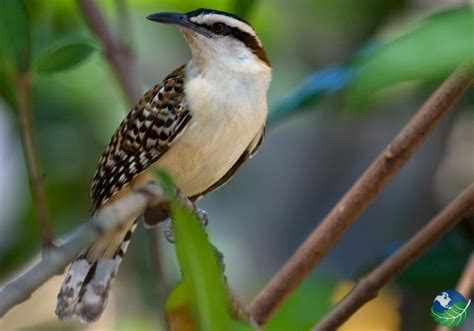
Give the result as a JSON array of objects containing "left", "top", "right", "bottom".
[{"left": 0, "top": 0, "right": 472, "bottom": 330}]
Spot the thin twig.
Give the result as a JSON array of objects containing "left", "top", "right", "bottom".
[
  {"left": 0, "top": 182, "right": 166, "bottom": 317},
  {"left": 313, "top": 184, "right": 474, "bottom": 331},
  {"left": 248, "top": 65, "right": 474, "bottom": 325},
  {"left": 435, "top": 252, "right": 474, "bottom": 331},
  {"left": 77, "top": 0, "right": 140, "bottom": 104},
  {"left": 15, "top": 73, "right": 55, "bottom": 250}
]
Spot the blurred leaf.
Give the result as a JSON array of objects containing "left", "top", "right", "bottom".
[
  {"left": 348, "top": 7, "right": 474, "bottom": 105},
  {"left": 230, "top": 321, "right": 255, "bottom": 331},
  {"left": 268, "top": 66, "right": 357, "bottom": 125},
  {"left": 170, "top": 201, "right": 239, "bottom": 331},
  {"left": 359, "top": 230, "right": 472, "bottom": 293},
  {"left": 396, "top": 231, "right": 472, "bottom": 291},
  {"left": 165, "top": 282, "right": 196, "bottom": 331},
  {"left": 165, "top": 282, "right": 256, "bottom": 331},
  {"left": 0, "top": 67, "right": 16, "bottom": 107},
  {"left": 265, "top": 278, "right": 336, "bottom": 331},
  {"left": 233, "top": 0, "right": 257, "bottom": 19},
  {"left": 165, "top": 282, "right": 189, "bottom": 311},
  {"left": 153, "top": 168, "right": 177, "bottom": 198},
  {"left": 34, "top": 41, "right": 96, "bottom": 74},
  {"left": 0, "top": 0, "right": 31, "bottom": 73}
]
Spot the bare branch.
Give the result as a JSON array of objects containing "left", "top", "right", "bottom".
[
  {"left": 0, "top": 182, "right": 166, "bottom": 317},
  {"left": 77, "top": 0, "right": 140, "bottom": 105},
  {"left": 248, "top": 65, "right": 474, "bottom": 325},
  {"left": 435, "top": 252, "right": 474, "bottom": 331},
  {"left": 15, "top": 74, "right": 54, "bottom": 250},
  {"left": 313, "top": 183, "right": 474, "bottom": 331}
]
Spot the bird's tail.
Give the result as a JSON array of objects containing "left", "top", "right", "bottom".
[{"left": 55, "top": 217, "right": 138, "bottom": 323}]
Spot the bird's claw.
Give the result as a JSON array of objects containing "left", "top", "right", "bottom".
[
  {"left": 161, "top": 208, "right": 209, "bottom": 243},
  {"left": 163, "top": 218, "right": 175, "bottom": 243},
  {"left": 195, "top": 208, "right": 209, "bottom": 227}
]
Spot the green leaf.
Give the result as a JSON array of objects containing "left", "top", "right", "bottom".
[
  {"left": 0, "top": 0, "right": 31, "bottom": 73},
  {"left": 170, "top": 201, "right": 233, "bottom": 331},
  {"left": 348, "top": 7, "right": 474, "bottom": 105},
  {"left": 165, "top": 282, "right": 190, "bottom": 311},
  {"left": 153, "top": 168, "right": 177, "bottom": 198},
  {"left": 431, "top": 300, "right": 471, "bottom": 328},
  {"left": 34, "top": 41, "right": 96, "bottom": 74},
  {"left": 165, "top": 282, "right": 195, "bottom": 331},
  {"left": 230, "top": 321, "right": 255, "bottom": 331}
]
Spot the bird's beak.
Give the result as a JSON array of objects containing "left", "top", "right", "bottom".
[{"left": 146, "top": 12, "right": 211, "bottom": 37}]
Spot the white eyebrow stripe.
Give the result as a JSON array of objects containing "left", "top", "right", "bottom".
[{"left": 189, "top": 13, "right": 261, "bottom": 46}]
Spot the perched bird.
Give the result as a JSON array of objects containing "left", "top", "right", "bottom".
[{"left": 56, "top": 8, "right": 271, "bottom": 322}]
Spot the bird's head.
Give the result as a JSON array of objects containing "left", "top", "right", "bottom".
[{"left": 147, "top": 8, "right": 271, "bottom": 74}]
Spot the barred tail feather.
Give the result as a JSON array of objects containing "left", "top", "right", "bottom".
[{"left": 56, "top": 218, "right": 138, "bottom": 323}]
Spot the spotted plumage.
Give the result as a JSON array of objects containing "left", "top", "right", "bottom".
[
  {"left": 56, "top": 66, "right": 191, "bottom": 323},
  {"left": 91, "top": 66, "right": 190, "bottom": 212}
]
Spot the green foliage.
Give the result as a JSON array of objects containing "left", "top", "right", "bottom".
[
  {"left": 0, "top": 0, "right": 31, "bottom": 106},
  {"left": 169, "top": 201, "right": 252, "bottom": 330},
  {"left": 34, "top": 41, "right": 96, "bottom": 74},
  {"left": 348, "top": 7, "right": 474, "bottom": 105},
  {"left": 0, "top": 0, "right": 31, "bottom": 73},
  {"left": 0, "top": 0, "right": 97, "bottom": 107},
  {"left": 0, "top": 68, "right": 16, "bottom": 107},
  {"left": 165, "top": 281, "right": 189, "bottom": 312},
  {"left": 153, "top": 168, "right": 178, "bottom": 198},
  {"left": 396, "top": 231, "right": 472, "bottom": 291}
]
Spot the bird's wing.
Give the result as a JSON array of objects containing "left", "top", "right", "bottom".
[{"left": 91, "top": 65, "right": 191, "bottom": 212}]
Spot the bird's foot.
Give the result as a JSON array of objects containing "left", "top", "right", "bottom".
[
  {"left": 161, "top": 207, "right": 209, "bottom": 243},
  {"left": 162, "top": 218, "right": 175, "bottom": 243},
  {"left": 195, "top": 208, "right": 209, "bottom": 227}
]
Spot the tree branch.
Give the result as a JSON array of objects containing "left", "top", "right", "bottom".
[
  {"left": 15, "top": 73, "right": 54, "bottom": 250},
  {"left": 0, "top": 182, "right": 167, "bottom": 317},
  {"left": 76, "top": 0, "right": 140, "bottom": 104},
  {"left": 248, "top": 65, "right": 474, "bottom": 325},
  {"left": 435, "top": 252, "right": 474, "bottom": 331},
  {"left": 313, "top": 183, "right": 474, "bottom": 331}
]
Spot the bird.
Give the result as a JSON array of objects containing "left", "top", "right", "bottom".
[{"left": 55, "top": 8, "right": 271, "bottom": 323}]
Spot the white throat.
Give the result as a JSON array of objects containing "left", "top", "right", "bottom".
[{"left": 155, "top": 33, "right": 272, "bottom": 196}]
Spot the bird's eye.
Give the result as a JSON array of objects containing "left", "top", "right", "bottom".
[{"left": 211, "top": 22, "right": 226, "bottom": 34}]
